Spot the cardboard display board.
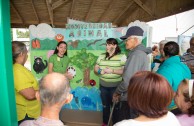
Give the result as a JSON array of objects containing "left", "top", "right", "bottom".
[{"left": 29, "top": 20, "right": 151, "bottom": 111}]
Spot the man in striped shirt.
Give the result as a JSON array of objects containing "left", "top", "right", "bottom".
[{"left": 181, "top": 37, "right": 194, "bottom": 79}]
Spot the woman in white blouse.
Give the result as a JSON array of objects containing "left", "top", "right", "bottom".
[{"left": 114, "top": 71, "right": 181, "bottom": 126}]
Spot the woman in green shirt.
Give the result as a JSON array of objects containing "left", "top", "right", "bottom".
[{"left": 48, "top": 41, "right": 73, "bottom": 79}]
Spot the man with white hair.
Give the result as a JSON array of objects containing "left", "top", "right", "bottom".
[
  {"left": 113, "top": 26, "right": 152, "bottom": 121},
  {"left": 20, "top": 73, "right": 72, "bottom": 126}
]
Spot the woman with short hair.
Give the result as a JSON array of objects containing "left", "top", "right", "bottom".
[
  {"left": 114, "top": 71, "right": 180, "bottom": 126},
  {"left": 12, "top": 41, "right": 40, "bottom": 125}
]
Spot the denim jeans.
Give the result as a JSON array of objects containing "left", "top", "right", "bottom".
[
  {"left": 117, "top": 101, "right": 139, "bottom": 122},
  {"left": 100, "top": 85, "right": 120, "bottom": 125}
]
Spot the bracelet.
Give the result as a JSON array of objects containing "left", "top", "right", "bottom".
[{"left": 97, "top": 68, "right": 102, "bottom": 74}]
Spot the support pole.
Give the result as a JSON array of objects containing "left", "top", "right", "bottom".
[{"left": 0, "top": 0, "right": 18, "bottom": 125}]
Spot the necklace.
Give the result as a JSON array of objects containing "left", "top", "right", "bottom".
[
  {"left": 57, "top": 54, "right": 64, "bottom": 58},
  {"left": 57, "top": 56, "right": 64, "bottom": 67},
  {"left": 60, "top": 57, "right": 64, "bottom": 67}
]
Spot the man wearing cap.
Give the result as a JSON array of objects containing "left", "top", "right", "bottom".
[{"left": 113, "top": 26, "right": 152, "bottom": 121}]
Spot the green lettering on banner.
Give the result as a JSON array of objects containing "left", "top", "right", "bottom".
[
  {"left": 104, "top": 30, "right": 108, "bottom": 37},
  {"left": 88, "top": 30, "right": 94, "bottom": 37},
  {"left": 77, "top": 30, "right": 81, "bottom": 37},
  {"left": 97, "top": 30, "right": 102, "bottom": 37},
  {"left": 65, "top": 23, "right": 112, "bottom": 40},
  {"left": 84, "top": 30, "right": 86, "bottom": 37},
  {"left": 69, "top": 31, "right": 74, "bottom": 37}
]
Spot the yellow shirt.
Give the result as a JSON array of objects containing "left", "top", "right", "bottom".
[{"left": 13, "top": 63, "right": 40, "bottom": 121}]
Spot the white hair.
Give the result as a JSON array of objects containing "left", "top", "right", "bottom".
[
  {"left": 39, "top": 74, "right": 70, "bottom": 106},
  {"left": 159, "top": 40, "right": 168, "bottom": 45},
  {"left": 131, "top": 35, "right": 143, "bottom": 44}
]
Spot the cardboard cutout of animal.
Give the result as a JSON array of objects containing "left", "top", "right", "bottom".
[
  {"left": 67, "top": 66, "right": 76, "bottom": 78},
  {"left": 33, "top": 57, "right": 48, "bottom": 74}
]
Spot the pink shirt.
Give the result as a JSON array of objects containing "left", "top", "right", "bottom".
[
  {"left": 19, "top": 116, "right": 65, "bottom": 126},
  {"left": 176, "top": 114, "right": 194, "bottom": 126}
]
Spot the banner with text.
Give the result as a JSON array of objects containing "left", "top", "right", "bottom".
[{"left": 65, "top": 23, "right": 112, "bottom": 40}]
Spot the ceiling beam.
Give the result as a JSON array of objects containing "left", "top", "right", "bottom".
[
  {"left": 11, "top": 22, "right": 67, "bottom": 28},
  {"left": 31, "top": 0, "right": 39, "bottom": 23},
  {"left": 10, "top": 1, "right": 24, "bottom": 24},
  {"left": 120, "top": 0, "right": 157, "bottom": 26},
  {"left": 46, "top": 0, "right": 54, "bottom": 27},
  {"left": 98, "top": 0, "right": 114, "bottom": 22},
  {"left": 70, "top": 0, "right": 75, "bottom": 18},
  {"left": 133, "top": 0, "right": 155, "bottom": 17},
  {"left": 113, "top": 1, "right": 134, "bottom": 24},
  {"left": 52, "top": 0, "right": 69, "bottom": 10},
  {"left": 85, "top": 0, "right": 95, "bottom": 21},
  {"left": 119, "top": 5, "right": 138, "bottom": 27},
  {"left": 11, "top": 20, "right": 66, "bottom": 25}
]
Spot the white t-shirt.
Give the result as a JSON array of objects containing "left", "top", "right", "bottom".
[{"left": 114, "top": 111, "right": 181, "bottom": 126}]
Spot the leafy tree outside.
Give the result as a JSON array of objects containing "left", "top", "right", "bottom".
[{"left": 16, "top": 29, "right": 29, "bottom": 38}]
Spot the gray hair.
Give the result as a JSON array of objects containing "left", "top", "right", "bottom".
[
  {"left": 12, "top": 41, "right": 27, "bottom": 64},
  {"left": 131, "top": 35, "right": 143, "bottom": 44},
  {"left": 159, "top": 40, "right": 168, "bottom": 45},
  {"left": 39, "top": 73, "right": 70, "bottom": 106}
]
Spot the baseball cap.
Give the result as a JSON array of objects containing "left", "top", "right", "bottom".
[{"left": 120, "top": 26, "right": 143, "bottom": 40}]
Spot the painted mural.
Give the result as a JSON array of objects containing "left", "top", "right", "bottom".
[{"left": 29, "top": 20, "right": 151, "bottom": 111}]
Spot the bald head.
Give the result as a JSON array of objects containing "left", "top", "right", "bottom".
[
  {"left": 39, "top": 73, "right": 70, "bottom": 106},
  {"left": 43, "top": 73, "right": 68, "bottom": 90}
]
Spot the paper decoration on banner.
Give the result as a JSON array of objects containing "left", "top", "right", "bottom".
[
  {"left": 32, "top": 39, "right": 41, "bottom": 48},
  {"left": 29, "top": 23, "right": 55, "bottom": 40},
  {"left": 67, "top": 66, "right": 76, "bottom": 78},
  {"left": 55, "top": 34, "right": 64, "bottom": 42},
  {"left": 33, "top": 57, "right": 48, "bottom": 74},
  {"left": 121, "top": 20, "right": 149, "bottom": 37}
]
